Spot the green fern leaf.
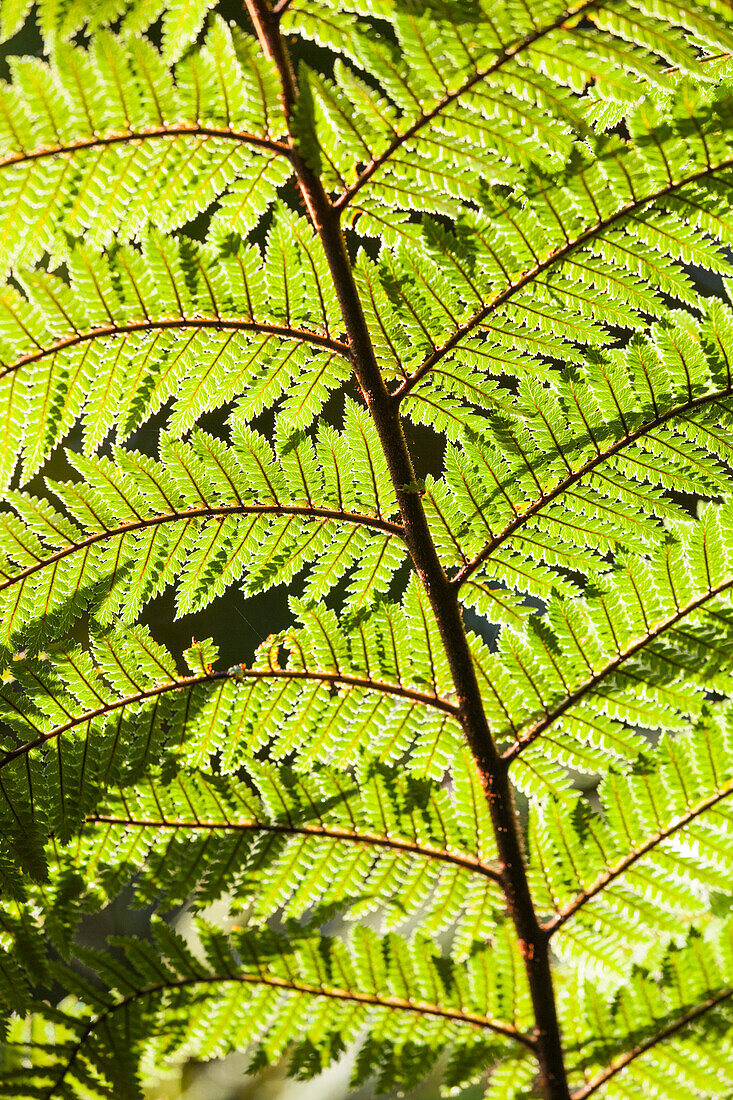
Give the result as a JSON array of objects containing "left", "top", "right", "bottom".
[{"left": 3, "top": 0, "right": 733, "bottom": 1095}]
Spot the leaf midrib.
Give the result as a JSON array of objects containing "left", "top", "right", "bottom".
[
  {"left": 49, "top": 968, "right": 533, "bottom": 1096},
  {"left": 0, "top": 316, "right": 348, "bottom": 382},
  {"left": 0, "top": 664, "right": 458, "bottom": 772},
  {"left": 90, "top": 811, "right": 502, "bottom": 881}
]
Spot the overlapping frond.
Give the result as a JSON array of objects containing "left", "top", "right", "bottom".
[
  {"left": 529, "top": 711, "right": 733, "bottom": 975},
  {"left": 205, "top": 584, "right": 461, "bottom": 778},
  {"left": 288, "top": 0, "right": 733, "bottom": 225},
  {"left": 0, "top": 583, "right": 463, "bottom": 879},
  {"left": 349, "top": 71, "right": 733, "bottom": 402},
  {"left": 420, "top": 310, "right": 733, "bottom": 607},
  {"left": 563, "top": 922, "right": 733, "bottom": 1098},
  {"left": 0, "top": 626, "right": 240, "bottom": 878},
  {"left": 0, "top": 918, "right": 532, "bottom": 1100},
  {"left": 1, "top": 0, "right": 733, "bottom": 1095},
  {"left": 0, "top": 18, "right": 290, "bottom": 275},
  {"left": 0, "top": 407, "right": 401, "bottom": 648},
  {"left": 62, "top": 756, "right": 500, "bottom": 952},
  {"left": 0, "top": 220, "right": 347, "bottom": 486}
]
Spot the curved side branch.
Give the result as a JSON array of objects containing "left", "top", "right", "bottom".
[
  {"left": 0, "top": 501, "right": 403, "bottom": 594},
  {"left": 395, "top": 159, "right": 733, "bottom": 400},
  {"left": 544, "top": 782, "right": 733, "bottom": 933},
  {"left": 333, "top": 0, "right": 600, "bottom": 211},
  {"left": 504, "top": 577, "right": 733, "bottom": 761},
  {"left": 0, "top": 317, "right": 348, "bottom": 383},
  {"left": 90, "top": 810, "right": 501, "bottom": 882},
  {"left": 452, "top": 387, "right": 733, "bottom": 587},
  {"left": 0, "top": 124, "right": 290, "bottom": 172},
  {"left": 571, "top": 988, "right": 733, "bottom": 1099},
  {"left": 0, "top": 668, "right": 226, "bottom": 769},
  {"left": 0, "top": 664, "right": 458, "bottom": 772}
]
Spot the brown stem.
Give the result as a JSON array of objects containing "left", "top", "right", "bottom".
[
  {"left": 243, "top": 4, "right": 571, "bottom": 1095},
  {"left": 90, "top": 812, "right": 502, "bottom": 882},
  {"left": 0, "top": 663, "right": 458, "bottom": 773}
]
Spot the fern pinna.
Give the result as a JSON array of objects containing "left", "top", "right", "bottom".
[{"left": 1, "top": 0, "right": 733, "bottom": 1096}]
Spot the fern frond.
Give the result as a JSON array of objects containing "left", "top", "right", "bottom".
[
  {"left": 63, "top": 755, "right": 501, "bottom": 950},
  {"left": 0, "top": 585, "right": 464, "bottom": 876},
  {"left": 529, "top": 711, "right": 733, "bottom": 976},
  {"left": 0, "top": 627, "right": 245, "bottom": 875},
  {"left": 4, "top": 920, "right": 531, "bottom": 1099},
  {"left": 0, "top": 20, "right": 290, "bottom": 274},
  {"left": 0, "top": 223, "right": 348, "bottom": 485},
  {"left": 218, "top": 584, "right": 461, "bottom": 777},
  {"left": 563, "top": 922, "right": 733, "bottom": 1098},
  {"left": 0, "top": 411, "right": 402, "bottom": 645},
  {"left": 461, "top": 506, "right": 733, "bottom": 784},
  {"left": 425, "top": 315, "right": 733, "bottom": 594},
  {"left": 0, "top": 0, "right": 217, "bottom": 62},
  {"left": 2, "top": 0, "right": 733, "bottom": 1093},
  {"left": 291, "top": 0, "right": 733, "bottom": 220},
  {"left": 387, "top": 83, "right": 733, "bottom": 400}
]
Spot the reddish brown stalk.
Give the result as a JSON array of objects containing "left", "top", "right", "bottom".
[
  {"left": 0, "top": 664, "right": 458, "bottom": 773},
  {"left": 242, "top": 3, "right": 572, "bottom": 1095},
  {"left": 0, "top": 317, "right": 347, "bottom": 382},
  {"left": 90, "top": 812, "right": 503, "bottom": 882}
]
